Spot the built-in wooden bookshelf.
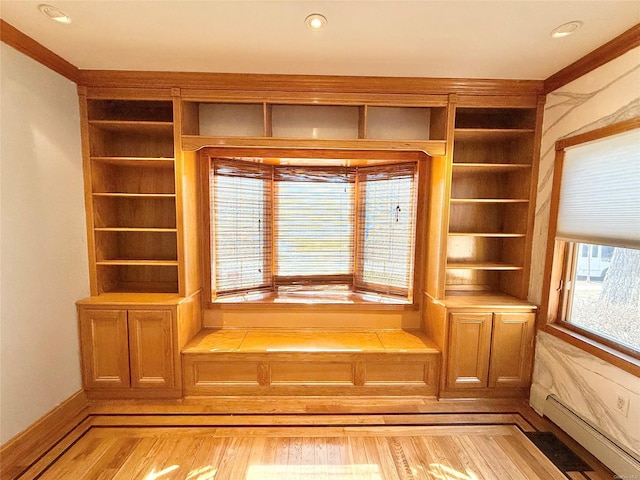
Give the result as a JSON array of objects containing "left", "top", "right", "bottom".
[
  {"left": 83, "top": 97, "right": 179, "bottom": 294},
  {"left": 446, "top": 106, "right": 538, "bottom": 300},
  {"left": 77, "top": 83, "right": 544, "bottom": 400}
]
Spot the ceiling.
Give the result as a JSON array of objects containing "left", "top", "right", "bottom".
[{"left": 1, "top": 1, "right": 639, "bottom": 80}]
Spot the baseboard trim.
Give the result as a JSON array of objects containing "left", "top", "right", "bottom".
[{"left": 0, "top": 390, "right": 90, "bottom": 480}]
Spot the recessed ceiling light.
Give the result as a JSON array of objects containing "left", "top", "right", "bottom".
[
  {"left": 305, "top": 13, "right": 327, "bottom": 31},
  {"left": 551, "top": 20, "right": 582, "bottom": 38},
  {"left": 38, "top": 4, "right": 72, "bottom": 24}
]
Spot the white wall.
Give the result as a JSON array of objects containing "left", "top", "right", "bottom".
[
  {"left": 529, "top": 47, "right": 640, "bottom": 456},
  {"left": 0, "top": 44, "right": 88, "bottom": 444}
]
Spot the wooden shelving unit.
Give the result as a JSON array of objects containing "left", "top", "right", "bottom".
[
  {"left": 419, "top": 102, "right": 542, "bottom": 398},
  {"left": 180, "top": 100, "right": 448, "bottom": 156},
  {"left": 83, "top": 97, "right": 179, "bottom": 294},
  {"left": 75, "top": 83, "right": 544, "bottom": 400},
  {"left": 446, "top": 106, "right": 538, "bottom": 300},
  {"left": 77, "top": 92, "right": 203, "bottom": 399}
]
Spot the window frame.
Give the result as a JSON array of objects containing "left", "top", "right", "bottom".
[
  {"left": 541, "top": 118, "right": 640, "bottom": 377},
  {"left": 199, "top": 147, "right": 429, "bottom": 309}
]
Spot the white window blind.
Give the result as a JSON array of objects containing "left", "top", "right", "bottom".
[
  {"left": 355, "top": 163, "right": 418, "bottom": 296},
  {"left": 274, "top": 167, "right": 355, "bottom": 281},
  {"left": 212, "top": 159, "right": 272, "bottom": 294},
  {"left": 210, "top": 158, "right": 419, "bottom": 300},
  {"left": 557, "top": 128, "right": 640, "bottom": 249}
]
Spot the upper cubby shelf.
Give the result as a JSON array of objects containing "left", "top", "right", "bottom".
[
  {"left": 87, "top": 99, "right": 175, "bottom": 159},
  {"left": 88, "top": 100, "right": 174, "bottom": 123},
  {"left": 454, "top": 107, "right": 536, "bottom": 130},
  {"left": 181, "top": 101, "right": 448, "bottom": 156}
]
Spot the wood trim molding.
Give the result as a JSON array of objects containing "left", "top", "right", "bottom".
[
  {"left": 182, "top": 136, "right": 447, "bottom": 157},
  {"left": 0, "top": 390, "right": 90, "bottom": 479},
  {"left": 79, "top": 70, "right": 544, "bottom": 96},
  {"left": 545, "top": 325, "right": 640, "bottom": 377},
  {"left": 544, "top": 23, "right": 640, "bottom": 94},
  {"left": 0, "top": 20, "right": 80, "bottom": 83},
  {"left": 555, "top": 116, "right": 640, "bottom": 150}
]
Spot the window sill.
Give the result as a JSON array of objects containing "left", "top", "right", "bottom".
[
  {"left": 546, "top": 323, "right": 640, "bottom": 377},
  {"left": 208, "top": 290, "right": 416, "bottom": 311}
]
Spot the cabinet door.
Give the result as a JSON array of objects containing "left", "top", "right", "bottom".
[
  {"left": 79, "top": 309, "right": 130, "bottom": 389},
  {"left": 128, "top": 310, "right": 175, "bottom": 389},
  {"left": 446, "top": 312, "right": 492, "bottom": 389},
  {"left": 489, "top": 312, "right": 535, "bottom": 388}
]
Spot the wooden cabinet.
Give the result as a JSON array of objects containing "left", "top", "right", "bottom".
[
  {"left": 77, "top": 292, "right": 202, "bottom": 399},
  {"left": 79, "top": 307, "right": 175, "bottom": 395},
  {"left": 444, "top": 307, "right": 535, "bottom": 395},
  {"left": 446, "top": 312, "right": 492, "bottom": 389},
  {"left": 128, "top": 310, "right": 174, "bottom": 389},
  {"left": 79, "top": 309, "right": 130, "bottom": 389},
  {"left": 489, "top": 312, "right": 536, "bottom": 388}
]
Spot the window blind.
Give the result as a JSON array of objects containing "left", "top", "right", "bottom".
[
  {"left": 212, "top": 159, "right": 272, "bottom": 294},
  {"left": 274, "top": 167, "right": 356, "bottom": 282},
  {"left": 557, "top": 128, "right": 640, "bottom": 249},
  {"left": 355, "top": 163, "right": 417, "bottom": 296},
  {"left": 210, "top": 159, "right": 419, "bottom": 300}
]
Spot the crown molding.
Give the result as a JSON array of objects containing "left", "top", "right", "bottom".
[
  {"left": 77, "top": 70, "right": 544, "bottom": 96},
  {"left": 0, "top": 19, "right": 80, "bottom": 83},
  {"left": 544, "top": 23, "right": 640, "bottom": 94}
]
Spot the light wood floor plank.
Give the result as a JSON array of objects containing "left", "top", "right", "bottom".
[
  {"left": 456, "top": 434, "right": 511, "bottom": 479},
  {"left": 446, "top": 434, "right": 489, "bottom": 478},
  {"left": 485, "top": 434, "right": 530, "bottom": 480},
  {"left": 347, "top": 436, "right": 375, "bottom": 480},
  {"left": 185, "top": 434, "right": 227, "bottom": 480},
  {"left": 94, "top": 437, "right": 144, "bottom": 480},
  {"left": 494, "top": 434, "right": 557, "bottom": 480},
  {"left": 401, "top": 436, "right": 431, "bottom": 479},
  {"left": 363, "top": 437, "right": 402, "bottom": 480},
  {"left": 109, "top": 436, "right": 160, "bottom": 480}
]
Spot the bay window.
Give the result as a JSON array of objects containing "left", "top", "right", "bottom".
[{"left": 207, "top": 157, "right": 419, "bottom": 303}]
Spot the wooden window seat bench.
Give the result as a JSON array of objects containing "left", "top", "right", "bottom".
[{"left": 182, "top": 329, "right": 441, "bottom": 396}]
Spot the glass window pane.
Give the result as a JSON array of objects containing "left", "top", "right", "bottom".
[
  {"left": 569, "top": 242, "right": 640, "bottom": 352},
  {"left": 275, "top": 172, "right": 354, "bottom": 277}
]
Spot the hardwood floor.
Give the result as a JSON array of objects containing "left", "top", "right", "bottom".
[
  {"left": 15, "top": 398, "right": 614, "bottom": 480},
  {"left": 36, "top": 425, "right": 566, "bottom": 480}
]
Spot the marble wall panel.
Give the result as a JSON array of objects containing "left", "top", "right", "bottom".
[{"left": 530, "top": 46, "right": 640, "bottom": 457}]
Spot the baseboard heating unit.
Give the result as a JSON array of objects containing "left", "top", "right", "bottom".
[{"left": 530, "top": 385, "right": 640, "bottom": 478}]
